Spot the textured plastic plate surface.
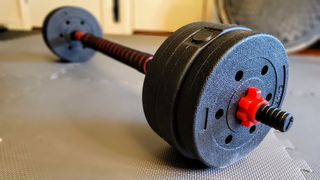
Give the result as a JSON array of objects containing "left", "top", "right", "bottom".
[
  {"left": 176, "top": 31, "right": 288, "bottom": 167},
  {"left": 42, "top": 7, "right": 102, "bottom": 62}
]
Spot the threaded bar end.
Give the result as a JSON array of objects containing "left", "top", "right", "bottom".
[{"left": 256, "top": 104, "right": 294, "bottom": 132}]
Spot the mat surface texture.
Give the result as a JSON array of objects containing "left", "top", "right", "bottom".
[{"left": 0, "top": 35, "right": 319, "bottom": 179}]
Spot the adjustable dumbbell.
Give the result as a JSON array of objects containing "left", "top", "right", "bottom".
[{"left": 42, "top": 7, "right": 294, "bottom": 168}]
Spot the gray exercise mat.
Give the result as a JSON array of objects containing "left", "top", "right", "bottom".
[{"left": 0, "top": 35, "right": 318, "bottom": 179}]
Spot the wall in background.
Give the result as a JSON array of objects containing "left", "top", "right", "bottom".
[
  {"left": 0, "top": 0, "right": 217, "bottom": 34},
  {"left": 134, "top": 0, "right": 203, "bottom": 32},
  {"left": 0, "top": 0, "right": 31, "bottom": 30}
]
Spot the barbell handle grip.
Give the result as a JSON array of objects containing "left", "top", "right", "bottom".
[{"left": 73, "top": 31, "right": 153, "bottom": 74}]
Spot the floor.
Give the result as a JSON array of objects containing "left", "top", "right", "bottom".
[{"left": 0, "top": 32, "right": 319, "bottom": 179}]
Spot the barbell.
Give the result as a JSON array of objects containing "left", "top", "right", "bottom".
[{"left": 42, "top": 6, "right": 293, "bottom": 168}]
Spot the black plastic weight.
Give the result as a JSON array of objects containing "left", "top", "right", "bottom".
[
  {"left": 144, "top": 24, "right": 288, "bottom": 167},
  {"left": 43, "top": 7, "right": 102, "bottom": 62},
  {"left": 143, "top": 23, "right": 251, "bottom": 159},
  {"left": 42, "top": 6, "right": 292, "bottom": 168},
  {"left": 175, "top": 30, "right": 288, "bottom": 167}
]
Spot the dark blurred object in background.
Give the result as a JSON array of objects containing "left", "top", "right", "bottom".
[
  {"left": 0, "top": 26, "right": 7, "bottom": 33},
  {"left": 216, "top": 0, "right": 320, "bottom": 53},
  {"left": 0, "top": 28, "right": 38, "bottom": 41}
]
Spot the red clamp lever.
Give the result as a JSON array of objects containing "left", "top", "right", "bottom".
[{"left": 237, "top": 87, "right": 294, "bottom": 132}]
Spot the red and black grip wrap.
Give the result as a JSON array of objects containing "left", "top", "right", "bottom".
[{"left": 73, "top": 31, "right": 153, "bottom": 74}]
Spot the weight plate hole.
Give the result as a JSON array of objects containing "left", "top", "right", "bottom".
[
  {"left": 225, "top": 135, "right": 233, "bottom": 144},
  {"left": 68, "top": 45, "right": 73, "bottom": 50},
  {"left": 215, "top": 109, "right": 224, "bottom": 119},
  {"left": 261, "top": 65, "right": 269, "bottom": 75},
  {"left": 249, "top": 125, "right": 256, "bottom": 134},
  {"left": 266, "top": 93, "right": 272, "bottom": 101},
  {"left": 59, "top": 34, "right": 64, "bottom": 38},
  {"left": 66, "top": 20, "right": 70, "bottom": 25},
  {"left": 235, "top": 71, "right": 243, "bottom": 81},
  {"left": 81, "top": 20, "right": 85, "bottom": 25}
]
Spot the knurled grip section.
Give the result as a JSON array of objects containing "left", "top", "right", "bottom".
[{"left": 74, "top": 32, "right": 153, "bottom": 74}]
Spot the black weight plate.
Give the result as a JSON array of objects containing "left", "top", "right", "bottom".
[
  {"left": 43, "top": 6, "right": 102, "bottom": 62},
  {"left": 143, "top": 23, "right": 213, "bottom": 157},
  {"left": 143, "top": 22, "right": 211, "bottom": 135},
  {"left": 154, "top": 25, "right": 250, "bottom": 158},
  {"left": 144, "top": 23, "right": 200, "bottom": 134},
  {"left": 143, "top": 22, "right": 250, "bottom": 158},
  {"left": 176, "top": 29, "right": 288, "bottom": 167},
  {"left": 216, "top": 0, "right": 320, "bottom": 53}
]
